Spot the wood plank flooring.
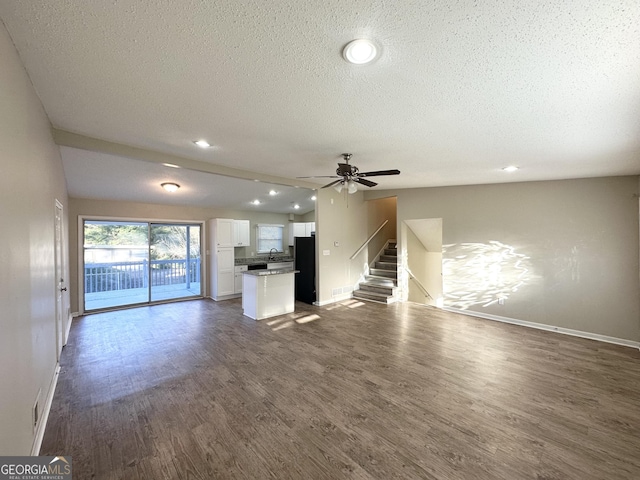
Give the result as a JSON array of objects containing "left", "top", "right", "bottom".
[{"left": 40, "top": 298, "right": 640, "bottom": 479}]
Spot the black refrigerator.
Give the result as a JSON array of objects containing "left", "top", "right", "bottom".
[{"left": 294, "top": 236, "right": 316, "bottom": 304}]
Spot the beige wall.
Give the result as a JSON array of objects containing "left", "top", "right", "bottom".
[
  {"left": 315, "top": 191, "right": 397, "bottom": 305},
  {"left": 0, "top": 23, "right": 69, "bottom": 454},
  {"left": 68, "top": 197, "right": 300, "bottom": 312},
  {"left": 315, "top": 189, "right": 367, "bottom": 303},
  {"left": 404, "top": 226, "right": 442, "bottom": 306},
  {"left": 366, "top": 196, "right": 397, "bottom": 260},
  {"left": 367, "top": 176, "right": 640, "bottom": 342}
]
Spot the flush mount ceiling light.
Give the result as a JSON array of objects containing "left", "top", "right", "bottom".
[
  {"left": 252, "top": 199, "right": 261, "bottom": 205},
  {"left": 502, "top": 166, "right": 519, "bottom": 172},
  {"left": 161, "top": 182, "right": 180, "bottom": 192},
  {"left": 293, "top": 204, "right": 300, "bottom": 210},
  {"left": 343, "top": 39, "right": 377, "bottom": 64},
  {"left": 193, "top": 139, "right": 211, "bottom": 148},
  {"left": 269, "top": 190, "right": 278, "bottom": 196}
]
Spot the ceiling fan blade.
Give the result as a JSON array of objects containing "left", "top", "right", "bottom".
[
  {"left": 354, "top": 177, "right": 377, "bottom": 188},
  {"left": 358, "top": 169, "right": 401, "bottom": 177},
  {"left": 297, "top": 175, "right": 340, "bottom": 179},
  {"left": 321, "top": 179, "right": 343, "bottom": 189}
]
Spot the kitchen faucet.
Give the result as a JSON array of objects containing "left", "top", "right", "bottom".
[{"left": 268, "top": 248, "right": 278, "bottom": 261}]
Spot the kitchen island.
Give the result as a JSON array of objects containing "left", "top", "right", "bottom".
[{"left": 242, "top": 269, "right": 298, "bottom": 320}]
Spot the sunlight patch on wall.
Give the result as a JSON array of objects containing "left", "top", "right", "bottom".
[{"left": 442, "top": 241, "right": 533, "bottom": 310}]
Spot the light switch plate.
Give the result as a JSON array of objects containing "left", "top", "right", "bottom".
[{"left": 323, "top": 250, "right": 330, "bottom": 256}]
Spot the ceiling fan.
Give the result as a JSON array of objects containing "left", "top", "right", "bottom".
[{"left": 299, "top": 153, "right": 400, "bottom": 193}]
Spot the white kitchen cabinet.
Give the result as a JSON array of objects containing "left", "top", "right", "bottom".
[
  {"left": 234, "top": 265, "right": 248, "bottom": 293},
  {"left": 242, "top": 270, "right": 295, "bottom": 320},
  {"left": 288, "top": 222, "right": 315, "bottom": 245},
  {"left": 213, "top": 218, "right": 234, "bottom": 247},
  {"left": 305, "top": 222, "right": 315, "bottom": 236},
  {"left": 214, "top": 247, "right": 234, "bottom": 297},
  {"left": 210, "top": 218, "right": 236, "bottom": 300},
  {"left": 233, "top": 219, "right": 250, "bottom": 247}
]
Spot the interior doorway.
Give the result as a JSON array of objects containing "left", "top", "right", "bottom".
[
  {"left": 401, "top": 218, "right": 443, "bottom": 307},
  {"left": 54, "top": 200, "right": 65, "bottom": 361},
  {"left": 82, "top": 220, "right": 202, "bottom": 311}
]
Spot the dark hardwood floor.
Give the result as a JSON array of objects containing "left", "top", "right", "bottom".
[{"left": 41, "top": 298, "right": 640, "bottom": 479}]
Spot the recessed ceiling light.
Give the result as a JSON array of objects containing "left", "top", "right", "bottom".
[
  {"left": 343, "top": 39, "right": 378, "bottom": 65},
  {"left": 162, "top": 163, "right": 181, "bottom": 168},
  {"left": 161, "top": 182, "right": 180, "bottom": 192},
  {"left": 194, "top": 140, "right": 211, "bottom": 148},
  {"left": 252, "top": 200, "right": 261, "bottom": 205},
  {"left": 269, "top": 190, "right": 278, "bottom": 196},
  {"left": 293, "top": 204, "right": 300, "bottom": 210},
  {"left": 502, "top": 166, "right": 519, "bottom": 172},
  {"left": 311, "top": 195, "right": 317, "bottom": 201}
]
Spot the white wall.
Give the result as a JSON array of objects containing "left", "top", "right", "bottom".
[
  {"left": 0, "top": 23, "right": 69, "bottom": 454},
  {"left": 367, "top": 176, "right": 640, "bottom": 342}
]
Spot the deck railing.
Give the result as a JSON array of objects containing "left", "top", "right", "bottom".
[{"left": 84, "top": 258, "right": 201, "bottom": 293}]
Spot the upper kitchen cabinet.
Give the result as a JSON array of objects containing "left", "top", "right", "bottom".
[
  {"left": 233, "top": 220, "right": 250, "bottom": 247},
  {"left": 212, "top": 218, "right": 234, "bottom": 247},
  {"left": 289, "top": 222, "right": 315, "bottom": 245}
]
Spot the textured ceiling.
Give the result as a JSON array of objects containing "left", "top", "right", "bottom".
[
  {"left": 61, "top": 147, "right": 317, "bottom": 214},
  {"left": 1, "top": 0, "right": 639, "bottom": 209}
]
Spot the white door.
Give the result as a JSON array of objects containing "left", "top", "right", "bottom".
[{"left": 54, "top": 200, "right": 65, "bottom": 361}]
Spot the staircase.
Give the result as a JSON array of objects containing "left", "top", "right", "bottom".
[{"left": 352, "top": 242, "right": 398, "bottom": 304}]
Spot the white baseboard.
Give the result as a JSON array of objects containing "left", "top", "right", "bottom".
[
  {"left": 64, "top": 313, "right": 73, "bottom": 345},
  {"left": 315, "top": 292, "right": 353, "bottom": 306},
  {"left": 31, "top": 364, "right": 60, "bottom": 455},
  {"left": 444, "top": 307, "right": 640, "bottom": 350},
  {"left": 211, "top": 293, "right": 241, "bottom": 301}
]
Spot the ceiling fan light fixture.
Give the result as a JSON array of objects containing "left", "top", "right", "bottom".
[
  {"left": 161, "top": 182, "right": 180, "bottom": 192},
  {"left": 347, "top": 180, "right": 358, "bottom": 194},
  {"left": 334, "top": 181, "right": 344, "bottom": 193},
  {"left": 343, "top": 39, "right": 377, "bottom": 65}
]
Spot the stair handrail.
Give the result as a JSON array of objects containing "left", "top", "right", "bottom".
[
  {"left": 350, "top": 220, "right": 389, "bottom": 260},
  {"left": 403, "top": 266, "right": 433, "bottom": 299}
]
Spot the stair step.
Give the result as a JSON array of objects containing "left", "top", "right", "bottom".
[
  {"left": 365, "top": 275, "right": 397, "bottom": 286},
  {"left": 369, "top": 268, "right": 397, "bottom": 279},
  {"left": 384, "top": 248, "right": 397, "bottom": 256},
  {"left": 359, "top": 282, "right": 397, "bottom": 296},
  {"left": 375, "top": 261, "right": 397, "bottom": 271},
  {"left": 353, "top": 289, "right": 396, "bottom": 304},
  {"left": 380, "top": 254, "right": 397, "bottom": 263}
]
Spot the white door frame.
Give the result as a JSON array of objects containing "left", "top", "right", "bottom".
[{"left": 54, "top": 200, "right": 66, "bottom": 361}]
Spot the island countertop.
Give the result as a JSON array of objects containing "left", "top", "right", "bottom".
[{"left": 242, "top": 268, "right": 299, "bottom": 277}]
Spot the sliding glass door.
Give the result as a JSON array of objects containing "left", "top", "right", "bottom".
[
  {"left": 149, "top": 224, "right": 201, "bottom": 302},
  {"left": 83, "top": 220, "right": 202, "bottom": 311}
]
